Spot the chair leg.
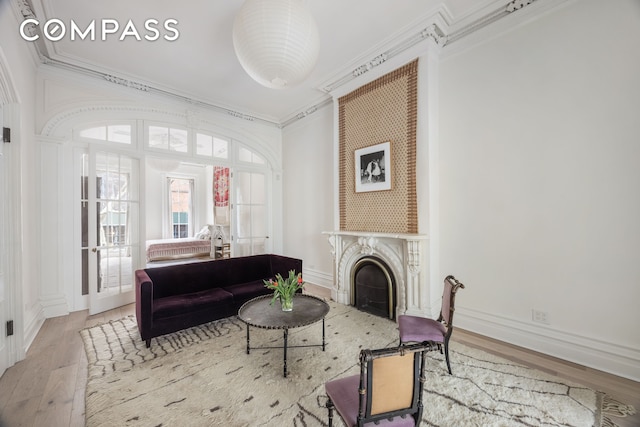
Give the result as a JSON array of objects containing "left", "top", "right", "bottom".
[
  {"left": 326, "top": 397, "right": 334, "bottom": 427},
  {"left": 444, "top": 339, "right": 452, "bottom": 375}
]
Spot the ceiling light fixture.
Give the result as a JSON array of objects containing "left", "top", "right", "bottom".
[{"left": 232, "top": 0, "right": 319, "bottom": 89}]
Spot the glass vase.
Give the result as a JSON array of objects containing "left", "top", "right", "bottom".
[{"left": 280, "top": 295, "right": 293, "bottom": 312}]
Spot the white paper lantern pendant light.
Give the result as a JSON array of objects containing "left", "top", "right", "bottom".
[{"left": 233, "top": 0, "right": 319, "bottom": 89}]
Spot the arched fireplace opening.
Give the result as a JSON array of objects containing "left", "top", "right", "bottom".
[{"left": 351, "top": 257, "right": 396, "bottom": 320}]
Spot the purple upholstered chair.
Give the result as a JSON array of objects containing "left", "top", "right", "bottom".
[
  {"left": 398, "top": 275, "right": 465, "bottom": 375},
  {"left": 325, "top": 343, "right": 432, "bottom": 427}
]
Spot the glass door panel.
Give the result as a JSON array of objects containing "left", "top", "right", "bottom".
[
  {"left": 88, "top": 150, "right": 139, "bottom": 315},
  {"left": 233, "top": 170, "right": 269, "bottom": 256}
]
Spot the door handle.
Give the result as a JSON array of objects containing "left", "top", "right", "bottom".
[{"left": 91, "top": 248, "right": 97, "bottom": 253}]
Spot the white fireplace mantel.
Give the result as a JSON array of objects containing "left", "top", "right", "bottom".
[{"left": 323, "top": 231, "right": 435, "bottom": 319}]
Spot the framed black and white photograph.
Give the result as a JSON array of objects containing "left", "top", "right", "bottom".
[{"left": 355, "top": 141, "right": 391, "bottom": 193}]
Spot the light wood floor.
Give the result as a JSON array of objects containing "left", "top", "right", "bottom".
[{"left": 0, "top": 290, "right": 637, "bottom": 427}]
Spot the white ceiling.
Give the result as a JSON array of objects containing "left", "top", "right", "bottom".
[{"left": 30, "top": 0, "right": 500, "bottom": 125}]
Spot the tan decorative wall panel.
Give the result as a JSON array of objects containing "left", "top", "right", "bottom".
[{"left": 339, "top": 60, "right": 418, "bottom": 233}]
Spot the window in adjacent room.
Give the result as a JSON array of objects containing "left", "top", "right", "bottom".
[{"left": 168, "top": 177, "right": 194, "bottom": 238}]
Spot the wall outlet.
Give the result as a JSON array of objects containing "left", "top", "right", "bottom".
[{"left": 532, "top": 309, "right": 549, "bottom": 325}]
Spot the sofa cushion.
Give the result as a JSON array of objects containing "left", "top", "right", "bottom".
[
  {"left": 223, "top": 280, "right": 271, "bottom": 308},
  {"left": 219, "top": 255, "right": 273, "bottom": 284},
  {"left": 153, "top": 288, "right": 233, "bottom": 319},
  {"left": 146, "top": 260, "right": 229, "bottom": 298}
]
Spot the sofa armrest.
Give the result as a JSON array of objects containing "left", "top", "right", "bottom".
[{"left": 135, "top": 269, "right": 154, "bottom": 344}]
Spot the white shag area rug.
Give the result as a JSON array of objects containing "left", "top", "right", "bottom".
[{"left": 80, "top": 301, "right": 634, "bottom": 426}]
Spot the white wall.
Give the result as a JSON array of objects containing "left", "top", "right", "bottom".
[
  {"left": 0, "top": 1, "right": 42, "bottom": 353},
  {"left": 282, "top": 0, "right": 640, "bottom": 380},
  {"left": 439, "top": 0, "right": 640, "bottom": 380},
  {"left": 282, "top": 105, "right": 335, "bottom": 287}
]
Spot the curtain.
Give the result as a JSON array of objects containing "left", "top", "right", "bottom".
[{"left": 213, "top": 166, "right": 230, "bottom": 225}]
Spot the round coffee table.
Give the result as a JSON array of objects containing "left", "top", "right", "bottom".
[{"left": 238, "top": 294, "right": 330, "bottom": 377}]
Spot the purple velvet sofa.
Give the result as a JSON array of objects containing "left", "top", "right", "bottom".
[{"left": 135, "top": 254, "right": 302, "bottom": 347}]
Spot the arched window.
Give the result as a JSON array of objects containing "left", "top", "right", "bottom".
[
  {"left": 147, "top": 125, "right": 188, "bottom": 153},
  {"left": 76, "top": 124, "right": 132, "bottom": 144},
  {"left": 238, "top": 145, "right": 265, "bottom": 165},
  {"left": 196, "top": 133, "right": 229, "bottom": 159}
]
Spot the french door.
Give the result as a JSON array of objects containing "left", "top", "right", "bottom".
[
  {"left": 88, "top": 148, "right": 140, "bottom": 314},
  {"left": 233, "top": 170, "right": 269, "bottom": 256}
]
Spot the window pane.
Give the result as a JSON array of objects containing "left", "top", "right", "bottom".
[
  {"left": 238, "top": 146, "right": 252, "bottom": 163},
  {"left": 238, "top": 146, "right": 265, "bottom": 164},
  {"left": 196, "top": 133, "right": 213, "bottom": 156},
  {"left": 251, "top": 173, "right": 265, "bottom": 204},
  {"left": 107, "top": 125, "right": 132, "bottom": 144},
  {"left": 252, "top": 153, "right": 265, "bottom": 164},
  {"left": 235, "top": 171, "right": 250, "bottom": 204},
  {"left": 80, "top": 126, "right": 107, "bottom": 141},
  {"left": 213, "top": 137, "right": 229, "bottom": 159},
  {"left": 236, "top": 205, "right": 251, "bottom": 238},
  {"left": 252, "top": 239, "right": 266, "bottom": 255},
  {"left": 235, "top": 239, "right": 251, "bottom": 257},
  {"left": 149, "top": 126, "right": 169, "bottom": 150},
  {"left": 252, "top": 205, "right": 266, "bottom": 237},
  {"left": 118, "top": 157, "right": 133, "bottom": 201},
  {"left": 169, "top": 178, "right": 192, "bottom": 238},
  {"left": 169, "top": 128, "right": 188, "bottom": 153}
]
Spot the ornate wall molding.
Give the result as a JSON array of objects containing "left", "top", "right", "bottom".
[
  {"left": 40, "top": 104, "right": 184, "bottom": 136},
  {"left": 103, "top": 75, "right": 149, "bottom": 92},
  {"left": 38, "top": 102, "right": 283, "bottom": 170},
  {"left": 446, "top": 0, "right": 541, "bottom": 45},
  {"left": 352, "top": 54, "right": 388, "bottom": 78},
  {"left": 15, "top": 0, "right": 37, "bottom": 38},
  {"left": 507, "top": 0, "right": 537, "bottom": 12},
  {"left": 0, "top": 51, "right": 19, "bottom": 104},
  {"left": 286, "top": 0, "right": 548, "bottom": 127}
]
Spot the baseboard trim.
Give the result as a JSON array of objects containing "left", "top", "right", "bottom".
[
  {"left": 302, "top": 267, "right": 334, "bottom": 289},
  {"left": 22, "top": 310, "right": 45, "bottom": 354},
  {"left": 39, "top": 294, "right": 70, "bottom": 318},
  {"left": 456, "top": 307, "right": 640, "bottom": 382}
]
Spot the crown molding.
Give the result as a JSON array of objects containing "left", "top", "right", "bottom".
[
  {"left": 285, "top": 0, "right": 549, "bottom": 127},
  {"left": 20, "top": 0, "right": 553, "bottom": 130},
  {"left": 315, "top": 0, "right": 547, "bottom": 98},
  {"left": 316, "top": 21, "right": 447, "bottom": 96},
  {"left": 11, "top": 0, "right": 44, "bottom": 66},
  {"left": 0, "top": 50, "right": 20, "bottom": 104}
]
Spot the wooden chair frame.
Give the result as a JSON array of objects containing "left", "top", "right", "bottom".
[
  {"left": 326, "top": 342, "right": 435, "bottom": 427},
  {"left": 399, "top": 275, "right": 465, "bottom": 375}
]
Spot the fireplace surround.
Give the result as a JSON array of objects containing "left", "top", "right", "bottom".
[{"left": 324, "top": 231, "right": 431, "bottom": 319}]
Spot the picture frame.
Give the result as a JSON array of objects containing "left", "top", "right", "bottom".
[{"left": 355, "top": 141, "right": 391, "bottom": 193}]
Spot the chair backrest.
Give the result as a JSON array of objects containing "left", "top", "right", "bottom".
[
  {"left": 439, "top": 275, "right": 465, "bottom": 331},
  {"left": 357, "top": 343, "right": 431, "bottom": 426}
]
